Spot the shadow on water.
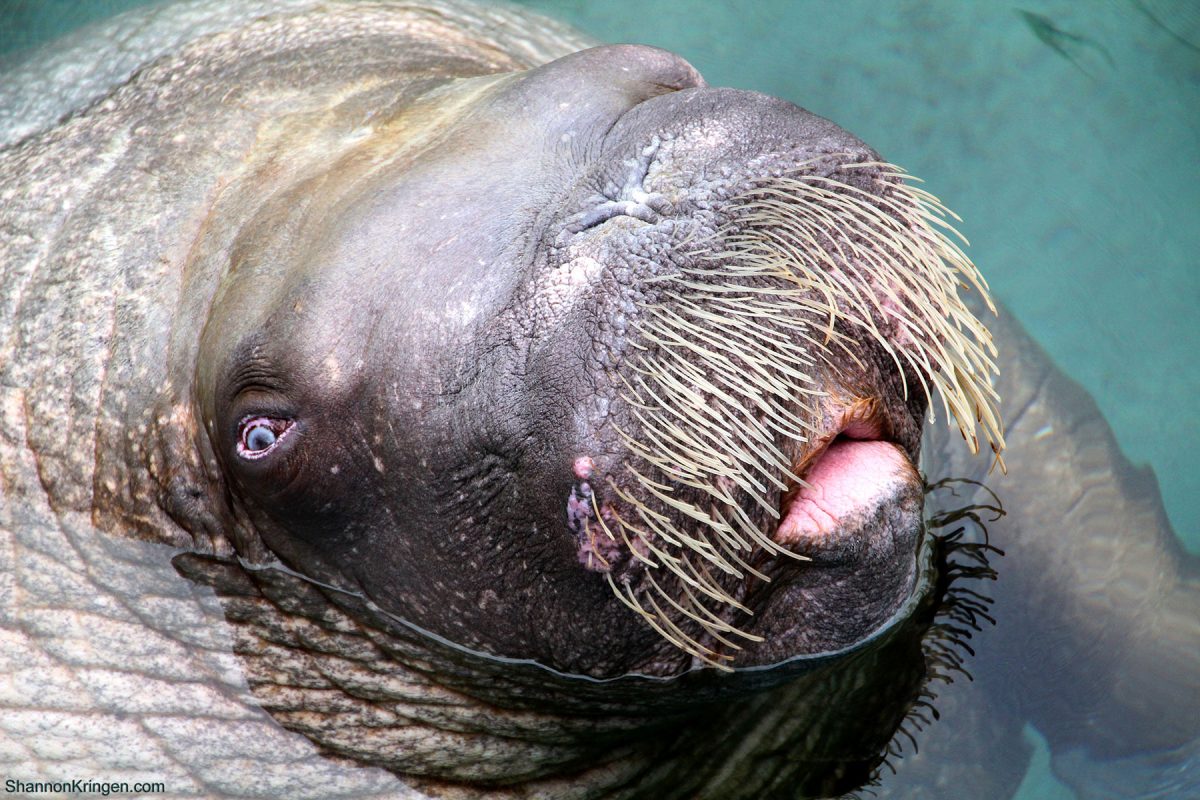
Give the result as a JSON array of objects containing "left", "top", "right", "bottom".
[{"left": 1016, "top": 9, "right": 1115, "bottom": 78}]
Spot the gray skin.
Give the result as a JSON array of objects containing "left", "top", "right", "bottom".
[{"left": 0, "top": 2, "right": 1196, "bottom": 799}]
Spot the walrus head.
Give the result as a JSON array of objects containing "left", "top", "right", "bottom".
[{"left": 191, "top": 44, "right": 1002, "bottom": 679}]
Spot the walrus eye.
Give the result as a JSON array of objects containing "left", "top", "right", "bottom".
[{"left": 237, "top": 416, "right": 292, "bottom": 459}]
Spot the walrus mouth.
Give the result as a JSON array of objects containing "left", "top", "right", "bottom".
[
  {"left": 580, "top": 154, "right": 1005, "bottom": 669},
  {"left": 773, "top": 398, "right": 916, "bottom": 553}
]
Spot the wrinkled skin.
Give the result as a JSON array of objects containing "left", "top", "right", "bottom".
[{"left": 0, "top": 2, "right": 1196, "bottom": 799}]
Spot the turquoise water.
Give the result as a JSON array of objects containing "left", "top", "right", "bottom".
[{"left": 1, "top": 2, "right": 1196, "bottom": 798}]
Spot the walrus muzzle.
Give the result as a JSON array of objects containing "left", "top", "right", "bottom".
[{"left": 572, "top": 154, "right": 1004, "bottom": 668}]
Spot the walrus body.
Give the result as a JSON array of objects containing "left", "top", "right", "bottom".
[{"left": 1, "top": 2, "right": 1196, "bottom": 798}]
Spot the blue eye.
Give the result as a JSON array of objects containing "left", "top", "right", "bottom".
[
  {"left": 237, "top": 416, "right": 291, "bottom": 459},
  {"left": 246, "top": 425, "right": 276, "bottom": 450}
]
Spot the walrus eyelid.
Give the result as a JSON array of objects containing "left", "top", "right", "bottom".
[
  {"left": 236, "top": 415, "right": 295, "bottom": 460},
  {"left": 222, "top": 333, "right": 289, "bottom": 400},
  {"left": 228, "top": 374, "right": 289, "bottom": 401}
]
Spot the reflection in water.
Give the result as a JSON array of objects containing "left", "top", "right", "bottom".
[
  {"left": 169, "top": 480, "right": 997, "bottom": 797},
  {"left": 0, "top": 447, "right": 999, "bottom": 798}
]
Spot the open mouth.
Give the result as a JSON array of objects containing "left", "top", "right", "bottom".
[{"left": 773, "top": 398, "right": 922, "bottom": 554}]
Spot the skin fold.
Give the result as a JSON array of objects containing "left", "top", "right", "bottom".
[{"left": 0, "top": 2, "right": 1195, "bottom": 798}]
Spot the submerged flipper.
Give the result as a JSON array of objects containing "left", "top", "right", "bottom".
[{"left": 904, "top": 303, "right": 1200, "bottom": 798}]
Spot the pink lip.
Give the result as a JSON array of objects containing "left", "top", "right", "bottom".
[
  {"left": 774, "top": 439, "right": 916, "bottom": 546},
  {"left": 772, "top": 397, "right": 918, "bottom": 549}
]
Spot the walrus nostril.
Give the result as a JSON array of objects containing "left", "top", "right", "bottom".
[
  {"left": 579, "top": 44, "right": 707, "bottom": 94},
  {"left": 570, "top": 138, "right": 670, "bottom": 234},
  {"left": 531, "top": 45, "right": 705, "bottom": 118},
  {"left": 487, "top": 45, "right": 705, "bottom": 157}
]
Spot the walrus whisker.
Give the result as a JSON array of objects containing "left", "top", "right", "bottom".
[
  {"left": 623, "top": 409, "right": 733, "bottom": 484},
  {"left": 696, "top": 309, "right": 844, "bottom": 376},
  {"left": 624, "top": 469, "right": 743, "bottom": 572},
  {"left": 710, "top": 250, "right": 907, "bottom": 410},
  {"left": 629, "top": 372, "right": 751, "bottom": 455},
  {"left": 707, "top": 513, "right": 779, "bottom": 577},
  {"left": 624, "top": 424, "right": 782, "bottom": 556},
  {"left": 751, "top": 240, "right": 843, "bottom": 341},
  {"left": 643, "top": 356, "right": 786, "bottom": 491},
  {"left": 642, "top": 585, "right": 732, "bottom": 666},
  {"left": 621, "top": 461, "right": 678, "bottom": 494},
  {"left": 727, "top": 482, "right": 791, "bottom": 544},
  {"left": 589, "top": 492, "right": 617, "bottom": 543},
  {"left": 681, "top": 551, "right": 752, "bottom": 611},
  {"left": 674, "top": 303, "right": 824, "bottom": 369},
  {"left": 609, "top": 478, "right": 685, "bottom": 540},
  {"left": 666, "top": 298, "right": 825, "bottom": 390},
  {"left": 597, "top": 160, "right": 1005, "bottom": 658},
  {"left": 640, "top": 535, "right": 743, "bottom": 609},
  {"left": 650, "top": 353, "right": 813, "bottom": 454},
  {"left": 633, "top": 413, "right": 770, "bottom": 500},
  {"left": 628, "top": 371, "right": 758, "bottom": 482},
  {"left": 645, "top": 570, "right": 747, "bottom": 650},
  {"left": 583, "top": 520, "right": 611, "bottom": 570},
  {"left": 676, "top": 575, "right": 767, "bottom": 640},
  {"left": 616, "top": 377, "right": 657, "bottom": 411},
  {"left": 760, "top": 180, "right": 959, "bottom": 287},
  {"left": 723, "top": 171, "right": 1004, "bottom": 457},
  {"left": 700, "top": 499, "right": 756, "bottom": 554},
  {"left": 618, "top": 499, "right": 735, "bottom": 588},
  {"left": 605, "top": 504, "right": 661, "bottom": 569},
  {"left": 607, "top": 573, "right": 718, "bottom": 663},
  {"left": 627, "top": 477, "right": 753, "bottom": 570},
  {"left": 652, "top": 363, "right": 796, "bottom": 471}
]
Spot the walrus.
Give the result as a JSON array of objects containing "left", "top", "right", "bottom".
[{"left": 0, "top": 1, "right": 1196, "bottom": 798}]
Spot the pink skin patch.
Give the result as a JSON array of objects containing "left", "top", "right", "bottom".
[
  {"left": 568, "top": 455, "right": 622, "bottom": 572},
  {"left": 573, "top": 456, "right": 595, "bottom": 480},
  {"left": 775, "top": 439, "right": 913, "bottom": 545}
]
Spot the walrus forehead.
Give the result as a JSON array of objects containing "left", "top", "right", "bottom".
[{"left": 197, "top": 47, "right": 711, "bottom": 366}]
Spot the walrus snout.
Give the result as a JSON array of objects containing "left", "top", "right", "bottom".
[{"left": 538, "top": 93, "right": 998, "bottom": 667}]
